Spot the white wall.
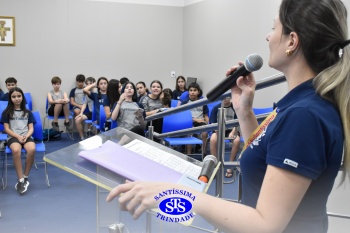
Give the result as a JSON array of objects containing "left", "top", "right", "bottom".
[
  {"left": 1, "top": 0, "right": 350, "bottom": 232},
  {"left": 0, "top": 0, "right": 183, "bottom": 115},
  {"left": 183, "top": 0, "right": 286, "bottom": 107}
]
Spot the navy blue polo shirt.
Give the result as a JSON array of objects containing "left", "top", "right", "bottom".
[{"left": 240, "top": 79, "right": 343, "bottom": 233}]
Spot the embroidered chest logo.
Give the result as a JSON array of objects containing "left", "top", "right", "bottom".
[
  {"left": 242, "top": 109, "right": 277, "bottom": 153},
  {"left": 250, "top": 126, "right": 268, "bottom": 149}
]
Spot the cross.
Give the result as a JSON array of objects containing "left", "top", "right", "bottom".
[{"left": 0, "top": 21, "right": 11, "bottom": 41}]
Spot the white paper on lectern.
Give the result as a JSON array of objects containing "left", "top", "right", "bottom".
[{"left": 123, "top": 139, "right": 202, "bottom": 178}]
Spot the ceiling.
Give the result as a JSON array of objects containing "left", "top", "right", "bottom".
[{"left": 86, "top": 0, "right": 204, "bottom": 7}]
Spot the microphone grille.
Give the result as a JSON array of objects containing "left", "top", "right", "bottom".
[
  {"left": 203, "top": 155, "right": 218, "bottom": 165},
  {"left": 245, "top": 54, "right": 263, "bottom": 72}
]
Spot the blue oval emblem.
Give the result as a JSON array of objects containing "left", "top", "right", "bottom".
[{"left": 159, "top": 197, "right": 192, "bottom": 215}]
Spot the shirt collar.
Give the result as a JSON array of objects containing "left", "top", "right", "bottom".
[{"left": 275, "top": 79, "right": 315, "bottom": 113}]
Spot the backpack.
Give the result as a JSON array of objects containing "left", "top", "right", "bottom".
[{"left": 43, "top": 128, "right": 62, "bottom": 141}]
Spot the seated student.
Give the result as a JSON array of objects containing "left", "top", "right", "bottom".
[
  {"left": 177, "top": 83, "right": 204, "bottom": 106},
  {"left": 75, "top": 77, "right": 94, "bottom": 140},
  {"left": 83, "top": 77, "right": 108, "bottom": 125},
  {"left": 136, "top": 81, "right": 149, "bottom": 102},
  {"left": 209, "top": 97, "right": 240, "bottom": 178},
  {"left": 140, "top": 80, "right": 164, "bottom": 139},
  {"left": 1, "top": 87, "right": 35, "bottom": 195},
  {"left": 70, "top": 74, "right": 86, "bottom": 116},
  {"left": 47, "top": 76, "right": 72, "bottom": 131},
  {"left": 111, "top": 81, "right": 146, "bottom": 136},
  {"left": 0, "top": 77, "right": 18, "bottom": 101},
  {"left": 104, "top": 79, "right": 120, "bottom": 120},
  {"left": 0, "top": 83, "right": 4, "bottom": 100},
  {"left": 172, "top": 76, "right": 187, "bottom": 100},
  {"left": 181, "top": 82, "right": 209, "bottom": 155},
  {"left": 119, "top": 77, "right": 129, "bottom": 94},
  {"left": 160, "top": 88, "right": 173, "bottom": 109}
]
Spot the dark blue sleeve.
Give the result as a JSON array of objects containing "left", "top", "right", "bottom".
[
  {"left": 203, "top": 105, "right": 209, "bottom": 115},
  {"left": 209, "top": 105, "right": 219, "bottom": 123},
  {"left": 180, "top": 98, "right": 189, "bottom": 105},
  {"left": 28, "top": 111, "right": 36, "bottom": 124},
  {"left": 88, "top": 92, "right": 97, "bottom": 101},
  {"left": 0, "top": 93, "right": 9, "bottom": 101},
  {"left": 69, "top": 88, "right": 76, "bottom": 98},
  {"left": 172, "top": 90, "right": 179, "bottom": 100},
  {"left": 103, "top": 98, "right": 110, "bottom": 107},
  {"left": 1, "top": 111, "right": 9, "bottom": 124},
  {"left": 267, "top": 109, "right": 329, "bottom": 179}
]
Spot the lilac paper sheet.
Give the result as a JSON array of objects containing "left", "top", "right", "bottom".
[{"left": 78, "top": 140, "right": 183, "bottom": 183}]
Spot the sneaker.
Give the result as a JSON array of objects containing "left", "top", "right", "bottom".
[
  {"left": 15, "top": 179, "right": 29, "bottom": 195},
  {"left": 64, "top": 121, "right": 72, "bottom": 131},
  {"left": 51, "top": 121, "right": 59, "bottom": 131}
]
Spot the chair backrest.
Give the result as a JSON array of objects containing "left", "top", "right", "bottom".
[
  {"left": 253, "top": 107, "right": 273, "bottom": 115},
  {"left": 45, "top": 98, "right": 49, "bottom": 112},
  {"left": 207, "top": 101, "right": 221, "bottom": 118},
  {"left": 32, "top": 111, "right": 44, "bottom": 141},
  {"left": 91, "top": 104, "right": 96, "bottom": 122},
  {"left": 162, "top": 110, "right": 193, "bottom": 133},
  {"left": 0, "top": 101, "right": 8, "bottom": 131},
  {"left": 24, "top": 92, "right": 32, "bottom": 110},
  {"left": 99, "top": 105, "right": 107, "bottom": 131},
  {"left": 171, "top": 99, "right": 178, "bottom": 108}
]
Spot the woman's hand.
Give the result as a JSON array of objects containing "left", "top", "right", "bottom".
[
  {"left": 227, "top": 62, "right": 256, "bottom": 114},
  {"left": 107, "top": 181, "right": 168, "bottom": 219}
]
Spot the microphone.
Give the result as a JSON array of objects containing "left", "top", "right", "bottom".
[
  {"left": 198, "top": 155, "right": 218, "bottom": 183},
  {"left": 206, "top": 54, "right": 263, "bottom": 102}
]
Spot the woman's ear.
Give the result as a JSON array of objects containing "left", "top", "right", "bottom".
[{"left": 287, "top": 32, "right": 299, "bottom": 52}]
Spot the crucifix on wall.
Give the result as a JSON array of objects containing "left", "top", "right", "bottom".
[{"left": 0, "top": 16, "right": 15, "bottom": 46}]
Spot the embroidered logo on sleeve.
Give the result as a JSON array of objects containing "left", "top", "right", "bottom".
[{"left": 283, "top": 159, "right": 298, "bottom": 168}]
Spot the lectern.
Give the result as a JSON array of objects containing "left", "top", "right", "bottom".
[{"left": 44, "top": 127, "right": 218, "bottom": 233}]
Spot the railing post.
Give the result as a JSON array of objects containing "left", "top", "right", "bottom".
[{"left": 215, "top": 106, "right": 226, "bottom": 197}]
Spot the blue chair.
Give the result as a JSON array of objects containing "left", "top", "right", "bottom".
[
  {"left": 171, "top": 99, "right": 178, "bottom": 108},
  {"left": 2, "top": 111, "right": 50, "bottom": 190},
  {"left": 43, "top": 98, "right": 73, "bottom": 140},
  {"left": 93, "top": 105, "right": 118, "bottom": 133},
  {"left": 162, "top": 110, "right": 203, "bottom": 157},
  {"left": 92, "top": 105, "right": 105, "bottom": 132},
  {"left": 0, "top": 101, "right": 8, "bottom": 141},
  {"left": 207, "top": 101, "right": 221, "bottom": 119},
  {"left": 24, "top": 93, "right": 32, "bottom": 110}
]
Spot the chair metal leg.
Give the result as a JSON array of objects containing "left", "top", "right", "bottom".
[
  {"left": 43, "top": 116, "right": 52, "bottom": 142},
  {"left": 1, "top": 155, "right": 5, "bottom": 190},
  {"left": 2, "top": 153, "right": 50, "bottom": 190},
  {"left": 44, "top": 161, "right": 50, "bottom": 187},
  {"left": 3, "top": 153, "right": 7, "bottom": 190}
]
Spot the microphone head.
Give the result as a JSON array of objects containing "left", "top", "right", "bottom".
[
  {"left": 203, "top": 155, "right": 218, "bottom": 165},
  {"left": 244, "top": 54, "right": 263, "bottom": 72}
]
